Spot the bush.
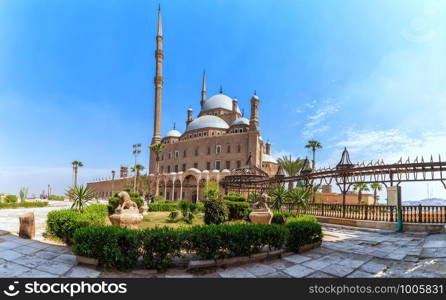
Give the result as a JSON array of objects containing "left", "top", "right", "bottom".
[
  {"left": 140, "top": 227, "right": 185, "bottom": 271},
  {"left": 203, "top": 197, "right": 228, "bottom": 225},
  {"left": 0, "top": 202, "right": 48, "bottom": 209},
  {"left": 131, "top": 197, "right": 144, "bottom": 208},
  {"left": 72, "top": 226, "right": 140, "bottom": 270},
  {"left": 286, "top": 215, "right": 317, "bottom": 224},
  {"left": 153, "top": 195, "right": 165, "bottom": 202},
  {"left": 225, "top": 201, "right": 251, "bottom": 220},
  {"left": 185, "top": 223, "right": 288, "bottom": 259},
  {"left": 286, "top": 220, "right": 323, "bottom": 252},
  {"left": 223, "top": 193, "right": 246, "bottom": 202},
  {"left": 4, "top": 195, "right": 17, "bottom": 203},
  {"left": 46, "top": 205, "right": 108, "bottom": 244},
  {"left": 148, "top": 203, "right": 177, "bottom": 212},
  {"left": 271, "top": 212, "right": 297, "bottom": 225},
  {"left": 168, "top": 210, "right": 179, "bottom": 221},
  {"left": 48, "top": 195, "right": 65, "bottom": 201}
]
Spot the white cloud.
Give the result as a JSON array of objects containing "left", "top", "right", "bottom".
[{"left": 302, "top": 102, "right": 339, "bottom": 138}]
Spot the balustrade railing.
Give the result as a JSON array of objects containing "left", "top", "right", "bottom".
[{"left": 277, "top": 203, "right": 446, "bottom": 224}]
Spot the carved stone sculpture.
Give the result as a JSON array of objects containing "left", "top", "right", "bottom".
[{"left": 109, "top": 191, "right": 143, "bottom": 229}]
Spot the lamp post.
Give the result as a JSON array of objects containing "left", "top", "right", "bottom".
[
  {"left": 111, "top": 170, "right": 116, "bottom": 197},
  {"left": 132, "top": 144, "right": 141, "bottom": 193}
]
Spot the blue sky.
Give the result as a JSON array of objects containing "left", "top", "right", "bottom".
[{"left": 1, "top": 0, "right": 446, "bottom": 200}]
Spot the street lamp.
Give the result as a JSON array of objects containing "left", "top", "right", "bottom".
[{"left": 132, "top": 144, "right": 142, "bottom": 192}]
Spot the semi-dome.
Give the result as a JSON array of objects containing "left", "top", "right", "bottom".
[
  {"left": 202, "top": 94, "right": 241, "bottom": 113},
  {"left": 232, "top": 117, "right": 250, "bottom": 126},
  {"left": 186, "top": 115, "right": 229, "bottom": 131},
  {"left": 262, "top": 154, "right": 277, "bottom": 163},
  {"left": 165, "top": 129, "right": 181, "bottom": 138}
]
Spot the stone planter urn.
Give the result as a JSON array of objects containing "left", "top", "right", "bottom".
[
  {"left": 249, "top": 202, "right": 273, "bottom": 224},
  {"left": 109, "top": 191, "right": 143, "bottom": 229}
]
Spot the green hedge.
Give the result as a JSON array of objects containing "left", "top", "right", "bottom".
[
  {"left": 286, "top": 215, "right": 318, "bottom": 224},
  {"left": 222, "top": 193, "right": 246, "bottom": 202},
  {"left": 0, "top": 202, "right": 48, "bottom": 209},
  {"left": 271, "top": 212, "right": 297, "bottom": 224},
  {"left": 225, "top": 201, "right": 251, "bottom": 220},
  {"left": 148, "top": 202, "right": 178, "bottom": 211},
  {"left": 72, "top": 226, "right": 140, "bottom": 270},
  {"left": 46, "top": 204, "right": 108, "bottom": 244},
  {"left": 48, "top": 195, "right": 65, "bottom": 201},
  {"left": 71, "top": 219, "right": 322, "bottom": 270},
  {"left": 4, "top": 195, "right": 18, "bottom": 203}
]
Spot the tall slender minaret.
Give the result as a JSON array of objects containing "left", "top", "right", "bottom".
[
  {"left": 151, "top": 5, "right": 163, "bottom": 145},
  {"left": 200, "top": 70, "right": 206, "bottom": 108}
]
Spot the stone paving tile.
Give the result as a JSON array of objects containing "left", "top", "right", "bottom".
[
  {"left": 54, "top": 254, "right": 77, "bottom": 265},
  {"left": 45, "top": 245, "right": 72, "bottom": 254},
  {"left": 14, "top": 255, "right": 52, "bottom": 269},
  {"left": 243, "top": 263, "right": 277, "bottom": 276},
  {"left": 26, "top": 241, "right": 52, "bottom": 250},
  {"left": 33, "top": 250, "right": 60, "bottom": 260},
  {"left": 347, "top": 270, "right": 375, "bottom": 278},
  {"left": 14, "top": 245, "right": 41, "bottom": 255},
  {"left": 0, "top": 261, "right": 31, "bottom": 277},
  {"left": 264, "top": 259, "right": 294, "bottom": 270},
  {"left": 0, "top": 250, "right": 23, "bottom": 261},
  {"left": 35, "top": 260, "right": 74, "bottom": 276},
  {"left": 15, "top": 269, "right": 59, "bottom": 278},
  {"left": 283, "top": 264, "right": 316, "bottom": 278},
  {"left": 0, "top": 241, "right": 22, "bottom": 250},
  {"left": 282, "top": 254, "right": 312, "bottom": 264},
  {"left": 302, "top": 255, "right": 340, "bottom": 270},
  {"left": 320, "top": 263, "right": 355, "bottom": 277},
  {"left": 258, "top": 271, "right": 291, "bottom": 278},
  {"left": 360, "top": 260, "right": 388, "bottom": 274},
  {"left": 217, "top": 267, "right": 256, "bottom": 278},
  {"left": 305, "top": 271, "right": 335, "bottom": 278}
]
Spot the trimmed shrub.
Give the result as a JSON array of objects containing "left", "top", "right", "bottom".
[
  {"left": 4, "top": 195, "right": 17, "bottom": 203},
  {"left": 286, "top": 215, "right": 317, "bottom": 224},
  {"left": 225, "top": 201, "right": 251, "bottom": 220},
  {"left": 131, "top": 197, "right": 144, "bottom": 208},
  {"left": 72, "top": 226, "right": 140, "bottom": 270},
  {"left": 286, "top": 220, "right": 323, "bottom": 252},
  {"left": 48, "top": 195, "right": 65, "bottom": 201},
  {"left": 46, "top": 205, "right": 108, "bottom": 244},
  {"left": 140, "top": 227, "right": 185, "bottom": 271},
  {"left": 153, "top": 195, "right": 165, "bottom": 202},
  {"left": 203, "top": 197, "right": 228, "bottom": 225},
  {"left": 223, "top": 193, "right": 246, "bottom": 202},
  {"left": 148, "top": 203, "right": 177, "bottom": 212},
  {"left": 0, "top": 202, "right": 48, "bottom": 209},
  {"left": 271, "top": 212, "right": 297, "bottom": 225}
]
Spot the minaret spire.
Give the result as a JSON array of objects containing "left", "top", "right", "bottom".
[
  {"left": 151, "top": 5, "right": 164, "bottom": 145},
  {"left": 200, "top": 70, "right": 206, "bottom": 108}
]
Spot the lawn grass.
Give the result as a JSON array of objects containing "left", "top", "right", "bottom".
[{"left": 139, "top": 211, "right": 205, "bottom": 229}]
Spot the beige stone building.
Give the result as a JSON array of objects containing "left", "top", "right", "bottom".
[{"left": 88, "top": 8, "right": 279, "bottom": 201}]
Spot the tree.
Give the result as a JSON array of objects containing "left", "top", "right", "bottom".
[
  {"left": 353, "top": 183, "right": 370, "bottom": 204},
  {"left": 370, "top": 183, "right": 382, "bottom": 205},
  {"left": 286, "top": 187, "right": 310, "bottom": 214},
  {"left": 71, "top": 161, "right": 84, "bottom": 187},
  {"left": 131, "top": 164, "right": 145, "bottom": 193},
  {"left": 66, "top": 185, "right": 95, "bottom": 211},
  {"left": 150, "top": 143, "right": 165, "bottom": 196},
  {"left": 269, "top": 185, "right": 287, "bottom": 211},
  {"left": 277, "top": 155, "right": 306, "bottom": 190},
  {"left": 19, "top": 187, "right": 28, "bottom": 203},
  {"left": 305, "top": 140, "right": 322, "bottom": 170}
]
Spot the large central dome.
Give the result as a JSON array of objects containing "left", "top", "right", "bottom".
[
  {"left": 202, "top": 94, "right": 241, "bottom": 113},
  {"left": 186, "top": 115, "right": 229, "bottom": 132}
]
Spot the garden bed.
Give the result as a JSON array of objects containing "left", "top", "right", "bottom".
[{"left": 0, "top": 202, "right": 49, "bottom": 209}]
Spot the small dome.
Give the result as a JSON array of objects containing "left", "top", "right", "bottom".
[
  {"left": 186, "top": 115, "right": 229, "bottom": 132},
  {"left": 232, "top": 117, "right": 250, "bottom": 126},
  {"left": 262, "top": 154, "right": 277, "bottom": 163},
  {"left": 202, "top": 170, "right": 210, "bottom": 174},
  {"left": 202, "top": 94, "right": 241, "bottom": 113},
  {"left": 221, "top": 169, "right": 230, "bottom": 173},
  {"left": 187, "top": 168, "right": 201, "bottom": 173},
  {"left": 211, "top": 169, "right": 220, "bottom": 173},
  {"left": 165, "top": 129, "right": 181, "bottom": 138}
]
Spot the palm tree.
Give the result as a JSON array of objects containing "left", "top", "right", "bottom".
[
  {"left": 353, "top": 183, "right": 370, "bottom": 204},
  {"left": 286, "top": 187, "right": 310, "bottom": 214},
  {"left": 370, "top": 183, "right": 382, "bottom": 205},
  {"left": 71, "top": 161, "right": 84, "bottom": 187},
  {"left": 305, "top": 140, "right": 322, "bottom": 170},
  {"left": 150, "top": 143, "right": 165, "bottom": 196},
  {"left": 66, "top": 185, "right": 95, "bottom": 211},
  {"left": 277, "top": 155, "right": 306, "bottom": 190},
  {"left": 269, "top": 185, "right": 287, "bottom": 211},
  {"left": 131, "top": 164, "right": 145, "bottom": 193}
]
